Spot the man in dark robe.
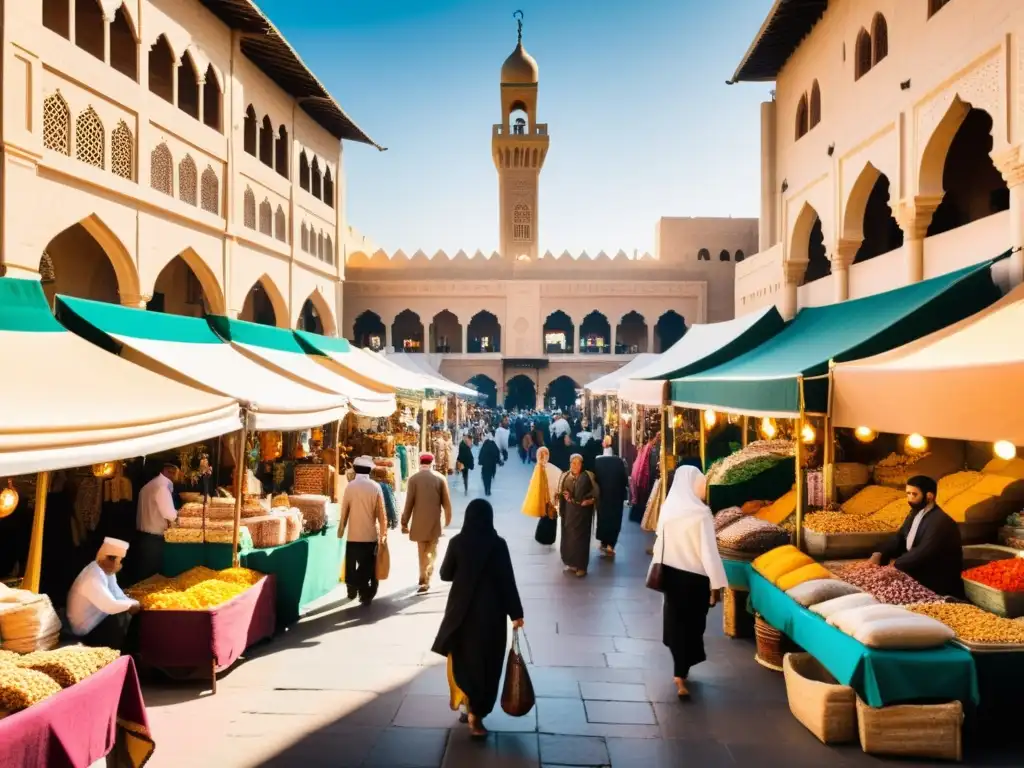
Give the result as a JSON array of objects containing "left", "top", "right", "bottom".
[
  {"left": 559, "top": 455, "right": 596, "bottom": 576},
  {"left": 871, "top": 475, "right": 964, "bottom": 597},
  {"left": 456, "top": 436, "right": 475, "bottom": 495},
  {"left": 593, "top": 439, "right": 628, "bottom": 556},
  {"left": 478, "top": 434, "right": 501, "bottom": 497}
]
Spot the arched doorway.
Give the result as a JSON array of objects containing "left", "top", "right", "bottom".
[
  {"left": 544, "top": 375, "right": 580, "bottom": 411},
  {"left": 467, "top": 374, "right": 498, "bottom": 408},
  {"left": 654, "top": 311, "right": 687, "bottom": 352},
  {"left": 392, "top": 310, "right": 424, "bottom": 352},
  {"left": 240, "top": 282, "right": 278, "bottom": 326},
  {"left": 353, "top": 310, "right": 386, "bottom": 350},
  {"left": 926, "top": 108, "right": 1009, "bottom": 237},
  {"left": 468, "top": 311, "right": 501, "bottom": 353},
  {"left": 579, "top": 311, "right": 611, "bottom": 354},
  {"left": 505, "top": 374, "right": 537, "bottom": 411},
  {"left": 40, "top": 222, "right": 121, "bottom": 307},
  {"left": 856, "top": 174, "right": 903, "bottom": 263},
  {"left": 543, "top": 310, "right": 574, "bottom": 353},
  {"left": 297, "top": 298, "right": 324, "bottom": 334},
  {"left": 430, "top": 310, "right": 461, "bottom": 353},
  {"left": 801, "top": 216, "right": 830, "bottom": 284},
  {"left": 149, "top": 255, "right": 219, "bottom": 316},
  {"left": 616, "top": 311, "right": 647, "bottom": 353}
]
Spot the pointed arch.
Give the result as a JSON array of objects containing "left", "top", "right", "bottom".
[
  {"left": 809, "top": 81, "right": 821, "bottom": 128},
  {"left": 75, "top": 106, "right": 105, "bottom": 168},
  {"left": 74, "top": 213, "right": 142, "bottom": 300},
  {"left": 110, "top": 4, "right": 138, "bottom": 81},
  {"left": 855, "top": 28, "right": 872, "bottom": 80},
  {"left": 243, "top": 187, "right": 256, "bottom": 229},
  {"left": 275, "top": 125, "right": 289, "bottom": 178},
  {"left": 111, "top": 121, "right": 133, "bottom": 180},
  {"left": 789, "top": 201, "right": 822, "bottom": 266},
  {"left": 872, "top": 14, "right": 888, "bottom": 65},
  {"left": 795, "top": 93, "right": 809, "bottom": 140},
  {"left": 301, "top": 221, "right": 309, "bottom": 252},
  {"left": 323, "top": 166, "right": 334, "bottom": 207},
  {"left": 325, "top": 235, "right": 334, "bottom": 265},
  {"left": 241, "top": 274, "right": 289, "bottom": 329},
  {"left": 274, "top": 205, "right": 287, "bottom": 242},
  {"left": 919, "top": 95, "right": 973, "bottom": 197},
  {"left": 258, "top": 198, "right": 272, "bottom": 236},
  {"left": 299, "top": 150, "right": 310, "bottom": 191},
  {"left": 148, "top": 34, "right": 175, "bottom": 102},
  {"left": 178, "top": 154, "right": 197, "bottom": 205},
  {"left": 149, "top": 246, "right": 226, "bottom": 316},
  {"left": 43, "top": 91, "right": 71, "bottom": 155},
  {"left": 177, "top": 51, "right": 201, "bottom": 120},
  {"left": 202, "top": 64, "right": 222, "bottom": 131},
  {"left": 311, "top": 157, "right": 322, "bottom": 199},
  {"left": 259, "top": 115, "right": 274, "bottom": 166},
  {"left": 200, "top": 166, "right": 219, "bottom": 214},
  {"left": 150, "top": 142, "right": 172, "bottom": 195},
  {"left": 243, "top": 105, "right": 257, "bottom": 155},
  {"left": 843, "top": 162, "right": 883, "bottom": 241},
  {"left": 296, "top": 289, "right": 337, "bottom": 336}
]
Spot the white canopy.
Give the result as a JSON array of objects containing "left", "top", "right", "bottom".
[
  {"left": 584, "top": 355, "right": 660, "bottom": 396},
  {"left": 295, "top": 335, "right": 430, "bottom": 395},
  {"left": 383, "top": 353, "right": 479, "bottom": 397},
  {"left": 832, "top": 283, "right": 1024, "bottom": 445},
  {"left": 57, "top": 297, "right": 348, "bottom": 432},
  {"left": 0, "top": 279, "right": 241, "bottom": 476}
]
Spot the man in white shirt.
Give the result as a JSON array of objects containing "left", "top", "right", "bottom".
[
  {"left": 340, "top": 456, "right": 388, "bottom": 604},
  {"left": 495, "top": 418, "right": 511, "bottom": 463},
  {"left": 134, "top": 463, "right": 179, "bottom": 581},
  {"left": 551, "top": 413, "right": 570, "bottom": 440},
  {"left": 66, "top": 537, "right": 140, "bottom": 651}
]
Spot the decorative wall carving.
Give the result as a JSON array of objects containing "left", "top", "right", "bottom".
[
  {"left": 347, "top": 281, "right": 504, "bottom": 297},
  {"left": 917, "top": 52, "right": 1002, "bottom": 153}
]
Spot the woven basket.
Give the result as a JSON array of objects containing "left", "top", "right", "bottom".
[
  {"left": 783, "top": 653, "right": 856, "bottom": 744},
  {"left": 856, "top": 697, "right": 963, "bottom": 761},
  {"left": 723, "top": 587, "right": 754, "bottom": 639},
  {"left": 754, "top": 616, "right": 786, "bottom": 671},
  {"left": 294, "top": 464, "right": 331, "bottom": 496}
]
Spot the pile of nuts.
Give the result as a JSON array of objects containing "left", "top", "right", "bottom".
[
  {"left": 908, "top": 603, "right": 1024, "bottom": 645},
  {"left": 0, "top": 666, "right": 62, "bottom": 711},
  {"left": 831, "top": 562, "right": 944, "bottom": 605},
  {"left": 803, "top": 511, "right": 897, "bottom": 534},
  {"left": 15, "top": 646, "right": 120, "bottom": 688},
  {"left": 714, "top": 507, "right": 746, "bottom": 533},
  {"left": 716, "top": 515, "right": 790, "bottom": 553}
]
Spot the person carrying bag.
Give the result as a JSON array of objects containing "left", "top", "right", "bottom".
[{"left": 500, "top": 628, "right": 535, "bottom": 717}]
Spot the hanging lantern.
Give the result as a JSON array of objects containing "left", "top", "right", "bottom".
[
  {"left": 801, "top": 423, "right": 817, "bottom": 444},
  {"left": 91, "top": 462, "right": 117, "bottom": 479},
  {"left": 760, "top": 416, "right": 777, "bottom": 439},
  {"left": 905, "top": 433, "right": 928, "bottom": 454},
  {"left": 854, "top": 426, "right": 876, "bottom": 443},
  {"left": 994, "top": 441, "right": 1017, "bottom": 461},
  {"left": 703, "top": 409, "right": 717, "bottom": 430},
  {"left": 0, "top": 479, "right": 19, "bottom": 519}
]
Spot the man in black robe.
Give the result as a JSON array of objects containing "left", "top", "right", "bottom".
[
  {"left": 478, "top": 434, "right": 501, "bottom": 497},
  {"left": 871, "top": 475, "right": 963, "bottom": 597},
  {"left": 593, "top": 439, "right": 628, "bottom": 556}
]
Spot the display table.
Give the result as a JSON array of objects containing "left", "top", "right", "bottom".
[
  {"left": 745, "top": 567, "right": 979, "bottom": 708},
  {"left": 0, "top": 656, "right": 154, "bottom": 768},
  {"left": 162, "top": 525, "right": 345, "bottom": 625},
  {"left": 137, "top": 574, "right": 276, "bottom": 692},
  {"left": 723, "top": 558, "right": 752, "bottom": 590}
]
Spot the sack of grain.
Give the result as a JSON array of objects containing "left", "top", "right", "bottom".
[
  {"left": 272, "top": 508, "right": 303, "bottom": 543},
  {"left": 245, "top": 515, "right": 287, "bottom": 548},
  {"left": 289, "top": 494, "right": 330, "bottom": 534},
  {"left": 0, "top": 593, "right": 61, "bottom": 654}
]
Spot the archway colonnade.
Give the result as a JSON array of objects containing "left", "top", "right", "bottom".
[{"left": 36, "top": 213, "right": 338, "bottom": 336}]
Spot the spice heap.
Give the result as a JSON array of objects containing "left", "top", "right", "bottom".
[
  {"left": 706, "top": 440, "right": 794, "bottom": 486},
  {"left": 963, "top": 559, "right": 1024, "bottom": 592},
  {"left": 831, "top": 562, "right": 944, "bottom": 605},
  {"left": 127, "top": 566, "right": 263, "bottom": 611},
  {"left": 908, "top": 603, "right": 1024, "bottom": 645},
  {"left": 802, "top": 511, "right": 897, "bottom": 534}
]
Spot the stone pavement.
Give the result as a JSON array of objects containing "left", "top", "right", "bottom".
[{"left": 142, "top": 456, "right": 1014, "bottom": 767}]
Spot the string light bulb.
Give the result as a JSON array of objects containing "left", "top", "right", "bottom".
[
  {"left": 801, "top": 423, "right": 817, "bottom": 444},
  {"left": 0, "top": 479, "right": 18, "bottom": 519},
  {"left": 91, "top": 462, "right": 117, "bottom": 479},
  {"left": 905, "top": 433, "right": 928, "bottom": 454},
  {"left": 854, "top": 426, "right": 876, "bottom": 443},
  {"left": 760, "top": 417, "right": 777, "bottom": 439},
  {"left": 994, "top": 441, "right": 1017, "bottom": 461},
  {"left": 703, "top": 409, "right": 717, "bottom": 430}
]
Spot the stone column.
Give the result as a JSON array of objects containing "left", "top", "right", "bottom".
[
  {"left": 892, "top": 196, "right": 942, "bottom": 285},
  {"left": 830, "top": 239, "right": 861, "bottom": 303},
  {"left": 778, "top": 260, "right": 805, "bottom": 321},
  {"left": 609, "top": 323, "right": 617, "bottom": 355},
  {"left": 120, "top": 293, "right": 152, "bottom": 309},
  {"left": 646, "top": 323, "right": 655, "bottom": 354},
  {"left": 993, "top": 146, "right": 1024, "bottom": 287},
  {"left": 461, "top": 324, "right": 469, "bottom": 355}
]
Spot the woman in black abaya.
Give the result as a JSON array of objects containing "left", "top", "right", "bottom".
[{"left": 432, "top": 499, "right": 524, "bottom": 739}]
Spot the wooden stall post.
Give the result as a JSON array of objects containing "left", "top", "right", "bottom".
[
  {"left": 795, "top": 377, "right": 806, "bottom": 551},
  {"left": 617, "top": 397, "right": 624, "bottom": 458},
  {"left": 825, "top": 361, "right": 837, "bottom": 505},
  {"left": 22, "top": 471, "right": 50, "bottom": 593},
  {"left": 231, "top": 412, "right": 250, "bottom": 569},
  {"left": 698, "top": 409, "right": 707, "bottom": 473},
  {"left": 742, "top": 415, "right": 749, "bottom": 447},
  {"left": 333, "top": 419, "right": 343, "bottom": 502},
  {"left": 659, "top": 405, "right": 668, "bottom": 505},
  {"left": 668, "top": 405, "right": 677, "bottom": 460}
]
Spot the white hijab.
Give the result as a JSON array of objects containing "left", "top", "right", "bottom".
[
  {"left": 656, "top": 465, "right": 709, "bottom": 535},
  {"left": 653, "top": 464, "right": 727, "bottom": 590}
]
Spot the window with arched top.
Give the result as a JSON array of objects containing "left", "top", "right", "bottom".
[
  {"left": 795, "top": 93, "right": 809, "bottom": 139},
  {"left": 75, "top": 107, "right": 105, "bottom": 168},
  {"left": 311, "top": 157, "right": 322, "bottom": 199},
  {"left": 275, "top": 126, "right": 288, "bottom": 178},
  {"left": 110, "top": 6, "right": 137, "bottom": 81},
  {"left": 301, "top": 222, "right": 309, "bottom": 252},
  {"left": 243, "top": 106, "right": 257, "bottom": 156},
  {"left": 43, "top": 0, "right": 70, "bottom": 38},
  {"left": 178, "top": 155, "right": 197, "bottom": 205},
  {"left": 148, "top": 35, "right": 174, "bottom": 103},
  {"left": 200, "top": 166, "right": 218, "bottom": 214},
  {"left": 299, "top": 151, "right": 310, "bottom": 191},
  {"left": 513, "top": 203, "right": 532, "bottom": 241},
  {"left": 178, "top": 53, "right": 200, "bottom": 120},
  {"left": 855, "top": 29, "right": 872, "bottom": 80},
  {"left": 324, "top": 167, "right": 334, "bottom": 208},
  {"left": 243, "top": 187, "right": 256, "bottom": 229},
  {"left": 259, "top": 199, "right": 272, "bottom": 235},
  {"left": 697, "top": 248, "right": 711, "bottom": 261},
  {"left": 150, "top": 143, "right": 172, "bottom": 195},
  {"left": 74, "top": 0, "right": 104, "bottom": 61},
  {"left": 810, "top": 81, "right": 821, "bottom": 128},
  {"left": 111, "top": 121, "right": 133, "bottom": 180},
  {"left": 259, "top": 116, "right": 274, "bottom": 167},
  {"left": 43, "top": 92, "right": 71, "bottom": 155},
  {"left": 203, "top": 66, "right": 221, "bottom": 132},
  {"left": 735, "top": 250, "right": 745, "bottom": 262},
  {"left": 326, "top": 235, "right": 334, "bottom": 265},
  {"left": 719, "top": 249, "right": 730, "bottom": 262},
  {"left": 929, "top": 0, "right": 952, "bottom": 17},
  {"left": 318, "top": 231, "right": 325, "bottom": 260},
  {"left": 872, "top": 14, "right": 888, "bottom": 65},
  {"left": 275, "top": 206, "right": 287, "bottom": 242}
]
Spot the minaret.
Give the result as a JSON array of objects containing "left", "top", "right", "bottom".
[{"left": 493, "top": 11, "right": 549, "bottom": 261}]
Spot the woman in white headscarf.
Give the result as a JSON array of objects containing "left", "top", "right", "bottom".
[{"left": 650, "top": 465, "right": 727, "bottom": 699}]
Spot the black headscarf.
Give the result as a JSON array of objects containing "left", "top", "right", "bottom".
[{"left": 462, "top": 499, "right": 497, "bottom": 540}]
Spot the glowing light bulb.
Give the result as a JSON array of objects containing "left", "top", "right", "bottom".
[
  {"left": 703, "top": 409, "right": 717, "bottom": 430},
  {"left": 994, "top": 441, "right": 1017, "bottom": 461},
  {"left": 92, "top": 462, "right": 117, "bottom": 479},
  {"left": 854, "top": 426, "right": 876, "bottom": 443},
  {"left": 905, "top": 433, "right": 928, "bottom": 454},
  {"left": 801, "top": 424, "right": 817, "bottom": 444},
  {"left": 760, "top": 417, "right": 777, "bottom": 439},
  {"left": 0, "top": 480, "right": 18, "bottom": 519}
]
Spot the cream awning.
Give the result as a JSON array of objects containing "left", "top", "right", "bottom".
[
  {"left": 382, "top": 353, "right": 479, "bottom": 397},
  {"left": 294, "top": 332, "right": 428, "bottom": 396},
  {"left": 57, "top": 297, "right": 348, "bottom": 432},
  {"left": 584, "top": 355, "right": 660, "bottom": 396},
  {"left": 832, "top": 282, "right": 1024, "bottom": 445},
  {"left": 0, "top": 279, "right": 241, "bottom": 476}
]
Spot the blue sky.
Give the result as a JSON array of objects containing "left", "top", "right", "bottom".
[{"left": 257, "top": 0, "right": 775, "bottom": 254}]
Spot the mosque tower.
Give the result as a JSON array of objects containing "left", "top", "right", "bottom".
[{"left": 493, "top": 12, "right": 549, "bottom": 262}]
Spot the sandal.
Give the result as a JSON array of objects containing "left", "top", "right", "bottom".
[
  {"left": 674, "top": 677, "right": 690, "bottom": 700},
  {"left": 467, "top": 715, "right": 488, "bottom": 740}
]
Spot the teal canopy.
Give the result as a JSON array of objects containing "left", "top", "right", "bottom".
[{"left": 670, "top": 260, "right": 1001, "bottom": 416}]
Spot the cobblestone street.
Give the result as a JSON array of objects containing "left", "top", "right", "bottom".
[{"left": 141, "top": 458, "right": 1008, "bottom": 767}]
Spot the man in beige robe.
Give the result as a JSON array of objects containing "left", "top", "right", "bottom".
[{"left": 401, "top": 453, "right": 453, "bottom": 593}]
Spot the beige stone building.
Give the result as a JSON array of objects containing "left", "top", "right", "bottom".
[
  {"left": 732, "top": 0, "right": 1024, "bottom": 319},
  {"left": 343, "top": 23, "right": 757, "bottom": 409},
  {"left": 1, "top": 0, "right": 380, "bottom": 336}
]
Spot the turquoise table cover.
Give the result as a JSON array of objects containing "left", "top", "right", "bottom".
[
  {"left": 747, "top": 568, "right": 979, "bottom": 707},
  {"left": 723, "top": 558, "right": 751, "bottom": 590}
]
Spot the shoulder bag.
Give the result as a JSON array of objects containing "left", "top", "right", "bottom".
[
  {"left": 500, "top": 628, "right": 535, "bottom": 716},
  {"left": 646, "top": 531, "right": 666, "bottom": 592}
]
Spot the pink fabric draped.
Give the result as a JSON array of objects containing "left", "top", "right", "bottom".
[{"left": 631, "top": 442, "right": 653, "bottom": 496}]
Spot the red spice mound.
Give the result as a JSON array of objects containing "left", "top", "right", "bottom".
[{"left": 963, "top": 558, "right": 1024, "bottom": 592}]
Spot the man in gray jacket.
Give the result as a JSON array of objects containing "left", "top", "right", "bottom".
[{"left": 401, "top": 453, "right": 453, "bottom": 593}]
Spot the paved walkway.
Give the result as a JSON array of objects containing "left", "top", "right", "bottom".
[{"left": 143, "top": 457, "right": 1011, "bottom": 767}]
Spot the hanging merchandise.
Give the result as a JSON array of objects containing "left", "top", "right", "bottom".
[{"left": 260, "top": 431, "right": 283, "bottom": 461}]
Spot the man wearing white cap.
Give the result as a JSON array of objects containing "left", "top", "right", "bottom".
[
  {"left": 340, "top": 456, "right": 388, "bottom": 604},
  {"left": 66, "top": 537, "right": 140, "bottom": 651}
]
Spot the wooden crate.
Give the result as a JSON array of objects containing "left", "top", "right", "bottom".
[
  {"left": 722, "top": 587, "right": 754, "bottom": 639},
  {"left": 783, "top": 653, "right": 856, "bottom": 744},
  {"left": 856, "top": 697, "right": 963, "bottom": 762}
]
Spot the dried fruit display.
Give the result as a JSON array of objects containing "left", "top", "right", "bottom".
[
  {"left": 15, "top": 646, "right": 120, "bottom": 687},
  {"left": 963, "top": 559, "right": 1024, "bottom": 592},
  {"left": 908, "top": 603, "right": 1024, "bottom": 644},
  {"left": 831, "top": 562, "right": 944, "bottom": 605},
  {"left": 0, "top": 666, "right": 62, "bottom": 711},
  {"left": 803, "top": 511, "right": 898, "bottom": 534},
  {"left": 126, "top": 566, "right": 262, "bottom": 611},
  {"left": 937, "top": 472, "right": 984, "bottom": 506},
  {"left": 841, "top": 486, "right": 904, "bottom": 516}
]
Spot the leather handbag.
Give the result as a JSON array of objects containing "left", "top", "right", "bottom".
[
  {"left": 534, "top": 515, "right": 557, "bottom": 545},
  {"left": 500, "top": 629, "right": 535, "bottom": 716},
  {"left": 646, "top": 533, "right": 666, "bottom": 592},
  {"left": 375, "top": 539, "right": 391, "bottom": 581}
]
